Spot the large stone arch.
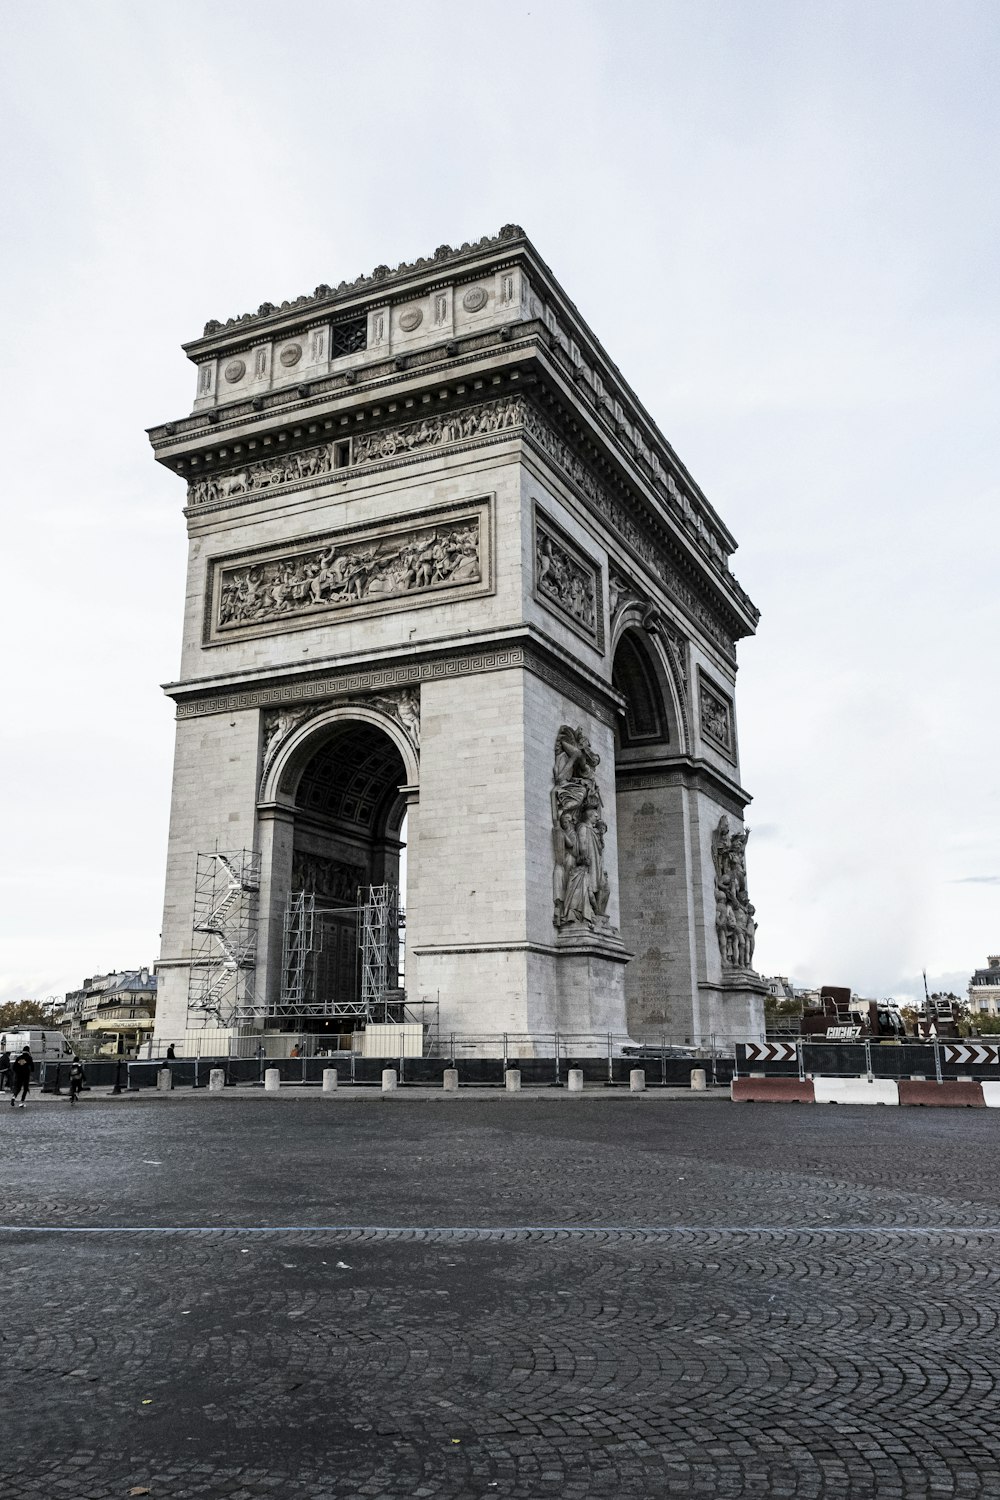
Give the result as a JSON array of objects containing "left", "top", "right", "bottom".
[
  {"left": 610, "top": 605, "right": 690, "bottom": 757},
  {"left": 255, "top": 704, "right": 418, "bottom": 1031}
]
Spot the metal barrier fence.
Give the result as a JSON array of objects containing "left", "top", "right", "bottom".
[
  {"left": 38, "top": 1050, "right": 735, "bottom": 1091},
  {"left": 735, "top": 1040, "right": 1000, "bottom": 1083}
]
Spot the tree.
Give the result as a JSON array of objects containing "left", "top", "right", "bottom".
[{"left": 0, "top": 999, "right": 50, "bottom": 1029}]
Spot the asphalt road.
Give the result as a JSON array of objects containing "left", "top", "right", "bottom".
[{"left": 4, "top": 1092, "right": 1000, "bottom": 1498}]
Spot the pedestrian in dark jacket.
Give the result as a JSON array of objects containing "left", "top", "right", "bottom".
[
  {"left": 69, "top": 1057, "right": 85, "bottom": 1104},
  {"left": 10, "top": 1048, "right": 34, "bottom": 1108},
  {"left": 0, "top": 1048, "right": 11, "bottom": 1093}
]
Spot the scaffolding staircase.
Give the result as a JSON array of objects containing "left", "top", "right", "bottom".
[{"left": 188, "top": 849, "right": 261, "bottom": 1024}]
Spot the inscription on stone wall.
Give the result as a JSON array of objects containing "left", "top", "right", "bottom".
[
  {"left": 534, "top": 512, "right": 600, "bottom": 645},
  {"left": 208, "top": 504, "right": 488, "bottom": 642},
  {"left": 699, "top": 673, "right": 734, "bottom": 756}
]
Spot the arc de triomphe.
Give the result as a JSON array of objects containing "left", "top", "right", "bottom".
[{"left": 149, "top": 226, "right": 765, "bottom": 1051}]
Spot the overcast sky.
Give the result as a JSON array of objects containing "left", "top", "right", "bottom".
[{"left": 2, "top": 0, "right": 997, "bottom": 1007}]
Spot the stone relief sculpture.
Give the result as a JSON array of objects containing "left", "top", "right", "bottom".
[
  {"left": 187, "top": 397, "right": 523, "bottom": 509},
  {"left": 351, "top": 396, "right": 523, "bottom": 466},
  {"left": 260, "top": 686, "right": 421, "bottom": 789},
  {"left": 551, "top": 725, "right": 611, "bottom": 929},
  {"left": 700, "top": 678, "right": 733, "bottom": 754},
  {"left": 217, "top": 518, "right": 481, "bottom": 632},
  {"left": 711, "top": 816, "right": 756, "bottom": 969},
  {"left": 291, "top": 851, "right": 367, "bottom": 904},
  {"left": 188, "top": 440, "right": 337, "bottom": 506},
  {"left": 535, "top": 523, "right": 598, "bottom": 638}
]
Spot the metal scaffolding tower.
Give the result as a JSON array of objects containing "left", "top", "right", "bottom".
[
  {"left": 275, "top": 883, "right": 404, "bottom": 1025},
  {"left": 188, "top": 850, "right": 261, "bottom": 1024}
]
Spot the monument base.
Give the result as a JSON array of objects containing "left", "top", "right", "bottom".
[{"left": 696, "top": 971, "right": 767, "bottom": 1049}]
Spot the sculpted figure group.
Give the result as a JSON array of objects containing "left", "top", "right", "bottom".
[
  {"left": 551, "top": 725, "right": 611, "bottom": 929},
  {"left": 536, "top": 529, "right": 598, "bottom": 635},
  {"left": 711, "top": 815, "right": 756, "bottom": 969},
  {"left": 218, "top": 521, "right": 480, "bottom": 629},
  {"left": 352, "top": 397, "right": 523, "bottom": 466}
]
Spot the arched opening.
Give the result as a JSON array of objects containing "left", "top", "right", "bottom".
[
  {"left": 281, "top": 718, "right": 408, "bottom": 1038},
  {"left": 613, "top": 631, "right": 669, "bottom": 748},
  {"left": 612, "top": 628, "right": 687, "bottom": 1039}
]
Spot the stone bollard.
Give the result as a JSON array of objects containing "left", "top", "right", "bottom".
[
  {"left": 505, "top": 1068, "right": 521, "bottom": 1092},
  {"left": 567, "top": 1068, "right": 584, "bottom": 1093},
  {"left": 443, "top": 1068, "right": 459, "bottom": 1092},
  {"left": 690, "top": 1068, "right": 707, "bottom": 1091},
  {"left": 322, "top": 1068, "right": 339, "bottom": 1093},
  {"left": 156, "top": 1068, "right": 173, "bottom": 1092},
  {"left": 629, "top": 1068, "right": 646, "bottom": 1093},
  {"left": 264, "top": 1067, "right": 280, "bottom": 1093},
  {"left": 208, "top": 1068, "right": 225, "bottom": 1093},
  {"left": 382, "top": 1068, "right": 398, "bottom": 1093}
]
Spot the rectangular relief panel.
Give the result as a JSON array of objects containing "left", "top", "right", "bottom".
[
  {"left": 204, "top": 496, "right": 493, "bottom": 644},
  {"left": 698, "top": 668, "right": 736, "bottom": 760},
  {"left": 532, "top": 504, "right": 604, "bottom": 649}
]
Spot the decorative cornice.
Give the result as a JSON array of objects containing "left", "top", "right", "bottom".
[
  {"left": 169, "top": 638, "right": 619, "bottom": 729},
  {"left": 190, "top": 225, "right": 527, "bottom": 344},
  {"left": 615, "top": 755, "right": 751, "bottom": 817}
]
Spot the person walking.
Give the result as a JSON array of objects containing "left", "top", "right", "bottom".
[
  {"left": 68, "top": 1056, "right": 85, "bottom": 1105},
  {"left": 0, "top": 1047, "right": 11, "bottom": 1094},
  {"left": 9, "top": 1047, "right": 34, "bottom": 1108}
]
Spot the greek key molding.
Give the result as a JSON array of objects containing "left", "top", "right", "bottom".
[{"left": 172, "top": 642, "right": 617, "bottom": 728}]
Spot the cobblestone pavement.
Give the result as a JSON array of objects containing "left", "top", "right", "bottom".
[{"left": 4, "top": 1098, "right": 1000, "bottom": 1497}]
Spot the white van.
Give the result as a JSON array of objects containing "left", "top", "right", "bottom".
[{"left": 1, "top": 1029, "right": 75, "bottom": 1066}]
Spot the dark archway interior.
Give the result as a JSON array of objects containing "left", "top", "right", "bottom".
[
  {"left": 612, "top": 631, "right": 668, "bottom": 748},
  {"left": 290, "top": 721, "right": 407, "bottom": 1027}
]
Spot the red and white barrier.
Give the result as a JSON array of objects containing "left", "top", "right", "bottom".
[{"left": 733, "top": 1076, "right": 999, "bottom": 1108}]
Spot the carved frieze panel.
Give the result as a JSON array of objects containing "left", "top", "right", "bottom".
[
  {"left": 188, "top": 439, "right": 339, "bottom": 508},
  {"left": 186, "top": 396, "right": 524, "bottom": 511},
  {"left": 204, "top": 498, "right": 492, "bottom": 644},
  {"left": 292, "top": 850, "right": 367, "bottom": 904},
  {"left": 352, "top": 396, "right": 523, "bottom": 466},
  {"left": 699, "top": 671, "right": 735, "bottom": 759},
  {"left": 533, "top": 507, "right": 603, "bottom": 649}
]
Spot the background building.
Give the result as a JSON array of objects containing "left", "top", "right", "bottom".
[
  {"left": 58, "top": 969, "right": 158, "bottom": 1055},
  {"left": 968, "top": 956, "right": 1000, "bottom": 1016}
]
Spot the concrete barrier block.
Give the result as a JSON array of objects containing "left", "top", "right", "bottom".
[
  {"left": 505, "top": 1068, "right": 521, "bottom": 1092},
  {"left": 156, "top": 1068, "right": 173, "bottom": 1092},
  {"left": 208, "top": 1068, "right": 226, "bottom": 1093},
  {"left": 442, "top": 1068, "right": 459, "bottom": 1092},
  {"left": 982, "top": 1081, "right": 1000, "bottom": 1108},
  {"left": 322, "top": 1068, "right": 339, "bottom": 1094},
  {"left": 567, "top": 1068, "right": 584, "bottom": 1092},
  {"left": 732, "top": 1077, "right": 815, "bottom": 1103},
  {"left": 898, "top": 1079, "right": 985, "bottom": 1107},
  {"left": 382, "top": 1068, "right": 398, "bottom": 1093},
  {"left": 629, "top": 1069, "right": 646, "bottom": 1093},
  {"left": 264, "top": 1067, "right": 280, "bottom": 1093},
  {"left": 690, "top": 1068, "right": 707, "bottom": 1092},
  {"left": 813, "top": 1077, "right": 898, "bottom": 1105}
]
